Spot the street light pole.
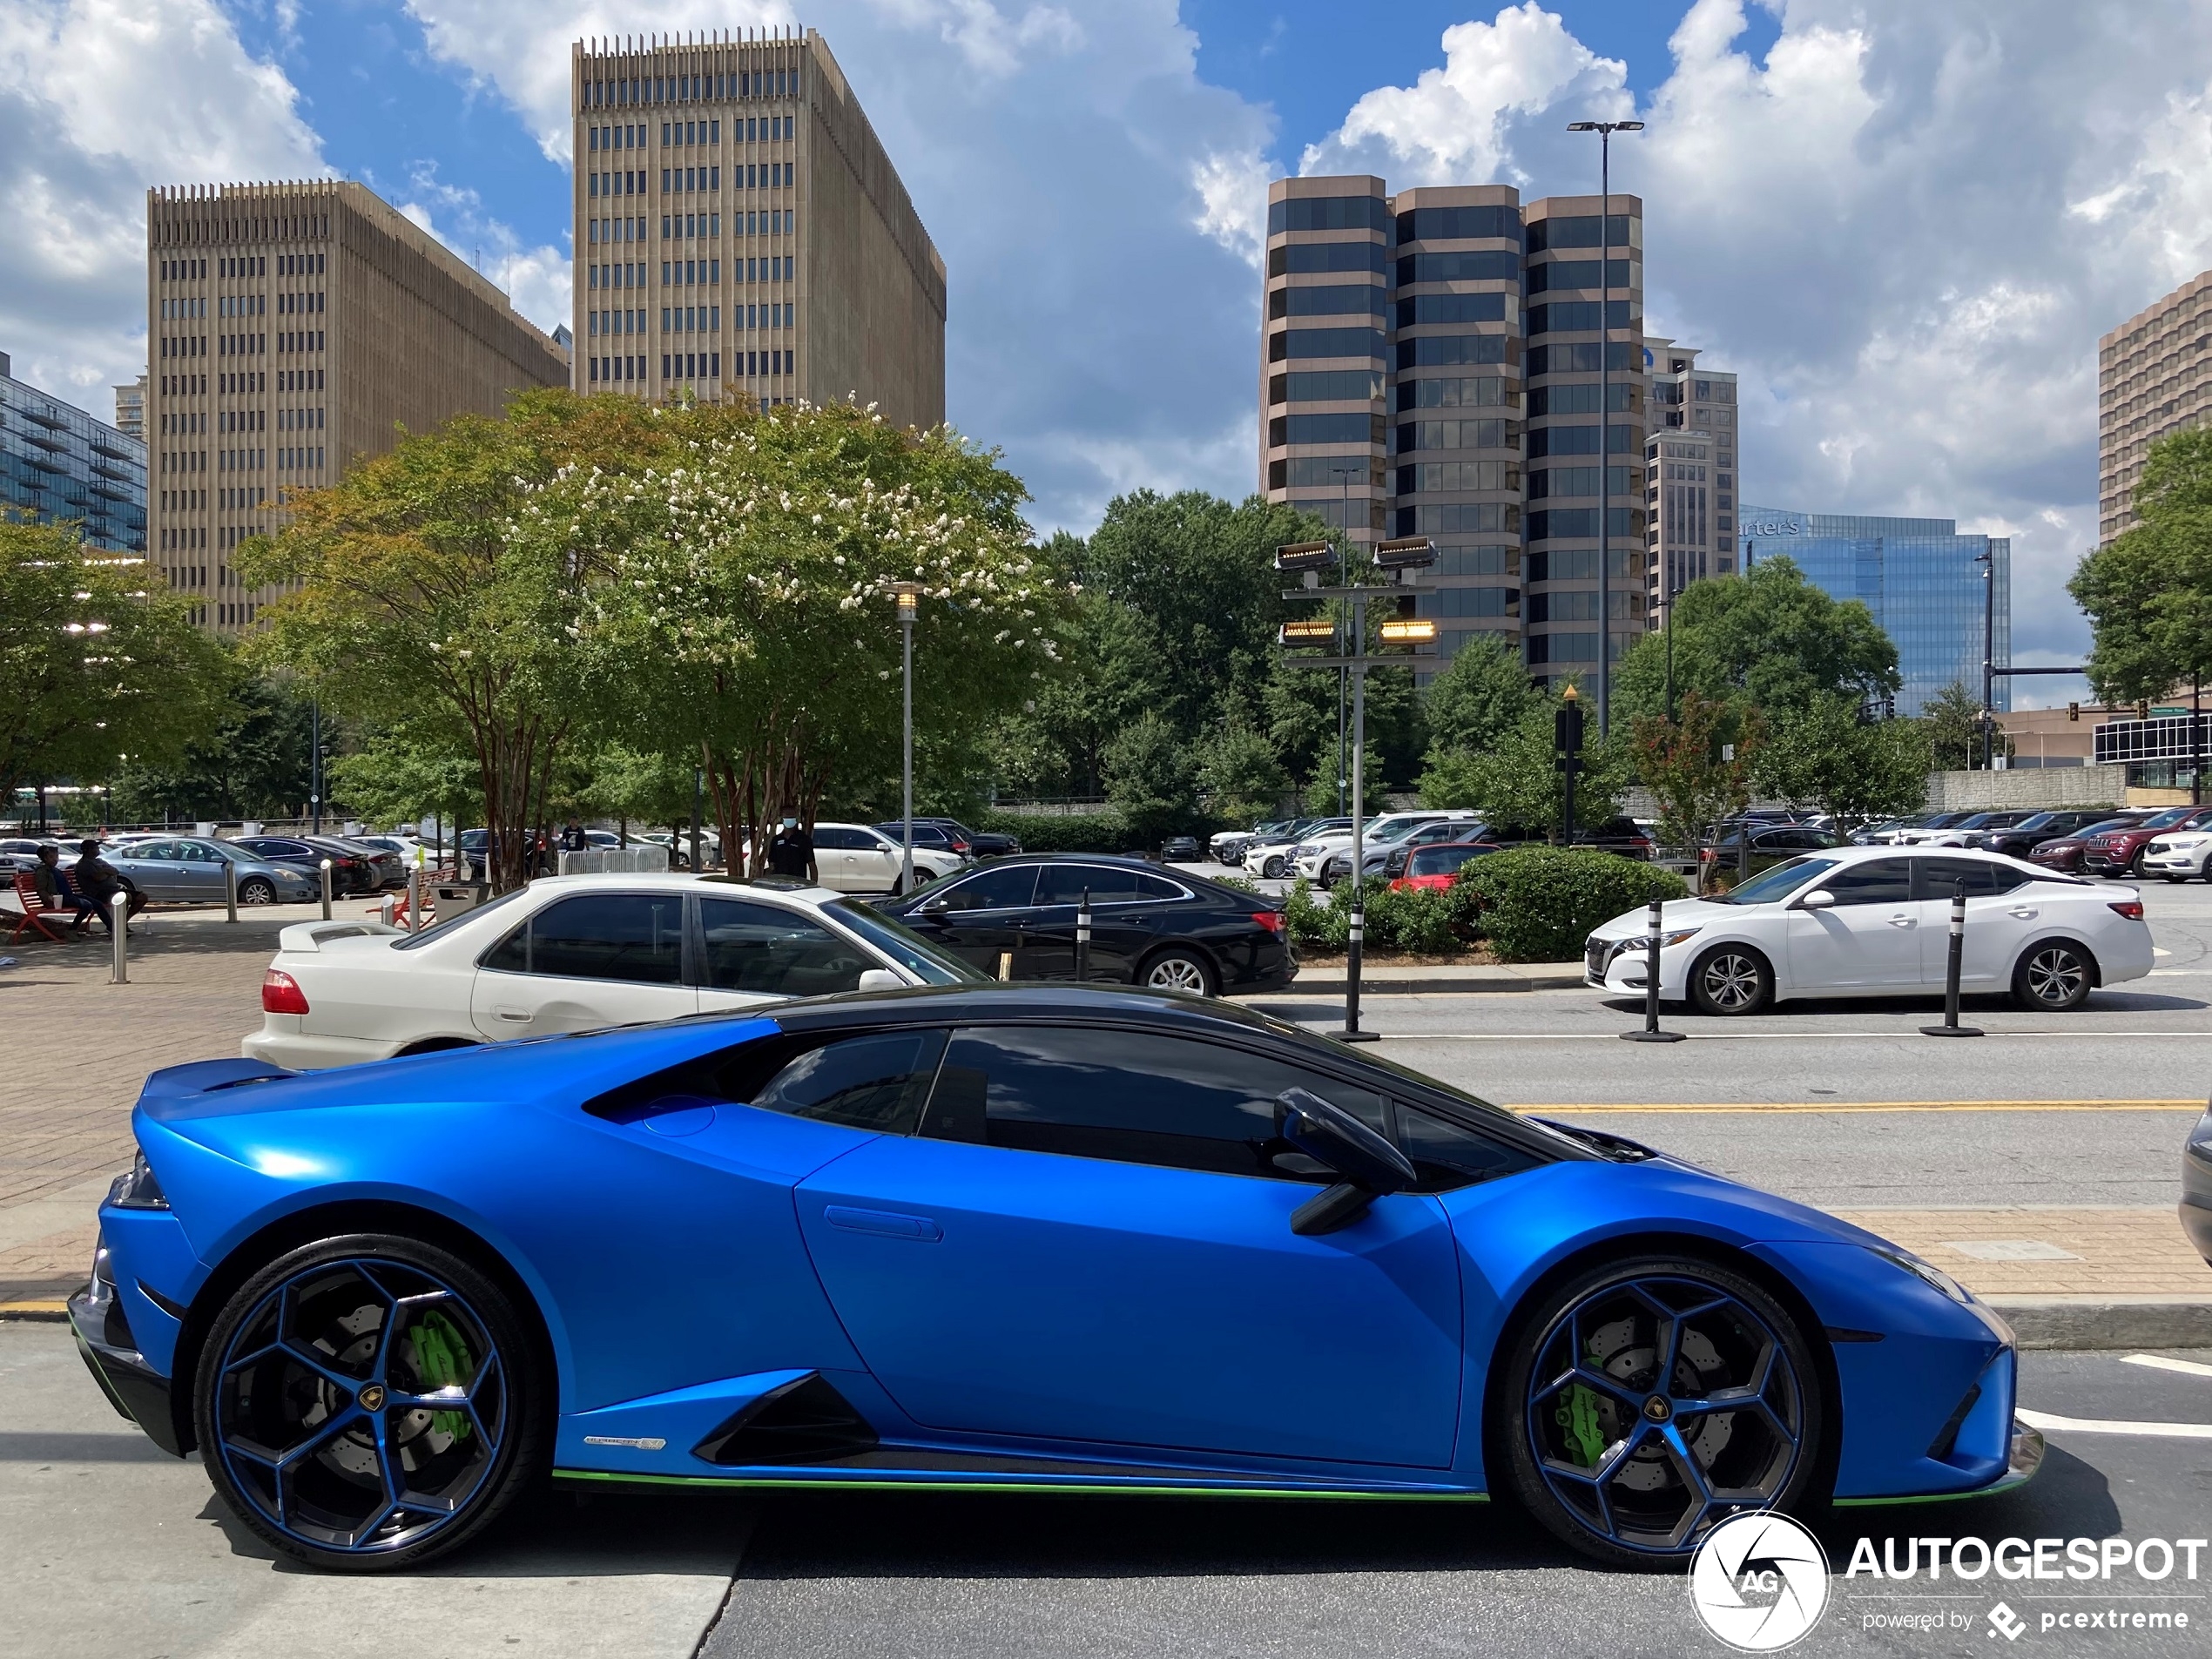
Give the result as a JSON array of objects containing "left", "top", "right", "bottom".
[
  {"left": 1979, "top": 547, "right": 1995, "bottom": 770},
  {"left": 897, "top": 581, "right": 919, "bottom": 894},
  {"left": 1663, "top": 581, "right": 1678, "bottom": 722},
  {"left": 1332, "top": 463, "right": 1362, "bottom": 816},
  {"left": 309, "top": 697, "right": 321, "bottom": 835},
  {"left": 1567, "top": 118, "right": 1643, "bottom": 738}
]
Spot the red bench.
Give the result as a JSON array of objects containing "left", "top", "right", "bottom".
[{"left": 8, "top": 869, "right": 84, "bottom": 944}]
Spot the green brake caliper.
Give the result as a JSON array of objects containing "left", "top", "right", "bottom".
[
  {"left": 408, "top": 1311, "right": 473, "bottom": 1444},
  {"left": 1555, "top": 1384, "right": 1606, "bottom": 1467}
]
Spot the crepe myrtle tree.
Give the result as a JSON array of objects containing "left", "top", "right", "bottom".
[{"left": 553, "top": 401, "right": 1070, "bottom": 874}]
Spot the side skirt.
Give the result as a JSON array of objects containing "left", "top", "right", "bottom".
[{"left": 554, "top": 1467, "right": 1489, "bottom": 1501}]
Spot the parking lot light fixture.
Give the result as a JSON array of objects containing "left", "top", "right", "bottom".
[
  {"left": 1378, "top": 617, "right": 1437, "bottom": 645},
  {"left": 896, "top": 582, "right": 921, "bottom": 894}
]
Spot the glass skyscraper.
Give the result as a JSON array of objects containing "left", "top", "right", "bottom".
[
  {"left": 0, "top": 349, "right": 145, "bottom": 553},
  {"left": 1737, "top": 505, "right": 2008, "bottom": 718}
]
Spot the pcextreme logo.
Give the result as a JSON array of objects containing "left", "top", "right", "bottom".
[{"left": 1688, "top": 1512, "right": 1831, "bottom": 1652}]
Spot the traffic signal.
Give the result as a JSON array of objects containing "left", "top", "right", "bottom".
[
  {"left": 2067, "top": 702, "right": 2080, "bottom": 722},
  {"left": 2137, "top": 699, "right": 2151, "bottom": 720}
]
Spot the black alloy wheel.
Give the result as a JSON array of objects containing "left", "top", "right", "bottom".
[
  {"left": 1687, "top": 946, "right": 1771, "bottom": 1016},
  {"left": 1501, "top": 1254, "right": 1825, "bottom": 1568},
  {"left": 194, "top": 1232, "right": 546, "bottom": 1573},
  {"left": 2013, "top": 941, "right": 2093, "bottom": 1011},
  {"left": 237, "top": 876, "right": 278, "bottom": 906}
]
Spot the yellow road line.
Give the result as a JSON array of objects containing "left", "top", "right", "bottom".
[
  {"left": 0, "top": 1298, "right": 69, "bottom": 1318},
  {"left": 1510, "top": 1099, "right": 2203, "bottom": 1115}
]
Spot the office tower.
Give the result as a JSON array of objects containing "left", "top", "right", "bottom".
[
  {"left": 114, "top": 374, "right": 146, "bottom": 440},
  {"left": 571, "top": 27, "right": 945, "bottom": 428},
  {"left": 145, "top": 180, "right": 571, "bottom": 633},
  {"left": 1737, "top": 505, "right": 2007, "bottom": 718},
  {"left": 1261, "top": 176, "right": 1648, "bottom": 685},
  {"left": 2099, "top": 269, "right": 2212, "bottom": 543},
  {"left": 1642, "top": 337, "right": 1737, "bottom": 617},
  {"left": 0, "top": 349, "right": 146, "bottom": 554}
]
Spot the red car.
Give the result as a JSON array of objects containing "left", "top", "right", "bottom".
[
  {"left": 1388, "top": 841, "right": 1498, "bottom": 892},
  {"left": 2077, "top": 806, "right": 2212, "bottom": 877},
  {"left": 2027, "top": 813, "right": 2146, "bottom": 873}
]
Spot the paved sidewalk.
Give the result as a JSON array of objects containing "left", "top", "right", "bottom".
[
  {"left": 0, "top": 903, "right": 337, "bottom": 1307},
  {"left": 1289, "top": 961, "right": 1586, "bottom": 994}
]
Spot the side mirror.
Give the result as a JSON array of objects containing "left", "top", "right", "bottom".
[
  {"left": 1797, "top": 888, "right": 1836, "bottom": 910},
  {"left": 855, "top": 968, "right": 905, "bottom": 993},
  {"left": 1277, "top": 1087, "right": 1418, "bottom": 1236}
]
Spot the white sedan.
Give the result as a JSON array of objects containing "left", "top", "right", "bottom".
[
  {"left": 243, "top": 873, "right": 983, "bottom": 1070},
  {"left": 1584, "top": 846, "right": 2152, "bottom": 1015}
]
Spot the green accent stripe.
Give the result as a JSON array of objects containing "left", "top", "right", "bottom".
[
  {"left": 552, "top": 1469, "right": 1488, "bottom": 1501},
  {"left": 1834, "top": 1470, "right": 2040, "bottom": 1508}
]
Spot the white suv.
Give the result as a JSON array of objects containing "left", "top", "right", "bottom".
[
  {"left": 1295, "top": 812, "right": 1483, "bottom": 884},
  {"left": 2143, "top": 827, "right": 2212, "bottom": 881}
]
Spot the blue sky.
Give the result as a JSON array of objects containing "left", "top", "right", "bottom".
[{"left": 7, "top": 1, "right": 2212, "bottom": 702}]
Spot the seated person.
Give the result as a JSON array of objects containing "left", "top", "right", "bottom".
[
  {"left": 30, "top": 845, "right": 88, "bottom": 930},
  {"left": 70, "top": 840, "right": 146, "bottom": 934}
]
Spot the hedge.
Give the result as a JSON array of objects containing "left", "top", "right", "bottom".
[
  {"left": 1454, "top": 845, "right": 1687, "bottom": 963},
  {"left": 973, "top": 809, "right": 1229, "bottom": 855},
  {"left": 1282, "top": 877, "right": 1463, "bottom": 955}
]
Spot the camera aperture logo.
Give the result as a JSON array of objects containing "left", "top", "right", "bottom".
[{"left": 1689, "top": 1512, "right": 1832, "bottom": 1652}]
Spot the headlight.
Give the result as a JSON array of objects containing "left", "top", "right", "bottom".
[
  {"left": 109, "top": 1149, "right": 168, "bottom": 1211},
  {"left": 1617, "top": 928, "right": 1703, "bottom": 952},
  {"left": 1871, "top": 1244, "right": 1968, "bottom": 1304}
]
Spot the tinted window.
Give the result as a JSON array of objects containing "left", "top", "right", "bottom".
[
  {"left": 812, "top": 826, "right": 863, "bottom": 850},
  {"left": 918, "top": 1027, "right": 1385, "bottom": 1180},
  {"left": 750, "top": 1029, "right": 948, "bottom": 1132},
  {"left": 1397, "top": 1105, "right": 1535, "bottom": 1192},
  {"left": 488, "top": 893, "right": 684, "bottom": 983},
  {"left": 1912, "top": 858, "right": 2001, "bottom": 900},
  {"left": 1817, "top": 859, "right": 1914, "bottom": 905},
  {"left": 1408, "top": 845, "right": 1489, "bottom": 876},
  {"left": 1721, "top": 857, "right": 1841, "bottom": 905},
  {"left": 699, "top": 897, "right": 867, "bottom": 996},
  {"left": 1035, "top": 863, "right": 1141, "bottom": 905},
  {"left": 929, "top": 865, "right": 1040, "bottom": 912}
]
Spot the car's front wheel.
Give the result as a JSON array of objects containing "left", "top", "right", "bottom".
[
  {"left": 1688, "top": 946, "right": 1772, "bottom": 1016},
  {"left": 194, "top": 1233, "right": 546, "bottom": 1573},
  {"left": 1262, "top": 856, "right": 1286, "bottom": 880},
  {"left": 237, "top": 876, "right": 277, "bottom": 906},
  {"left": 1500, "top": 1254, "right": 1825, "bottom": 1568},
  {"left": 2013, "top": 941, "right": 2094, "bottom": 1011}
]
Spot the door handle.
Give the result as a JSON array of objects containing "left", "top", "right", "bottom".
[
  {"left": 824, "top": 1205, "right": 942, "bottom": 1242},
  {"left": 492, "top": 1007, "right": 534, "bottom": 1023},
  {"left": 1887, "top": 915, "right": 1916, "bottom": 927},
  {"left": 2008, "top": 907, "right": 2038, "bottom": 919}
]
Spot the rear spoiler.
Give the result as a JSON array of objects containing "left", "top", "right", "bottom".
[
  {"left": 275, "top": 919, "right": 403, "bottom": 953},
  {"left": 139, "top": 1056, "right": 295, "bottom": 1103}
]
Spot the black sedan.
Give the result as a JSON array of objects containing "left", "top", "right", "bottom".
[
  {"left": 1975, "top": 808, "right": 2128, "bottom": 860},
  {"left": 232, "top": 834, "right": 388, "bottom": 896},
  {"left": 873, "top": 853, "right": 1295, "bottom": 998}
]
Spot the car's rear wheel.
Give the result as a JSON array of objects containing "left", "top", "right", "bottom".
[
  {"left": 1688, "top": 946, "right": 1771, "bottom": 1016},
  {"left": 1501, "top": 1255, "right": 1824, "bottom": 1568},
  {"left": 194, "top": 1233, "right": 545, "bottom": 1573},
  {"left": 237, "top": 876, "right": 277, "bottom": 905},
  {"left": 1139, "top": 948, "right": 1216, "bottom": 997},
  {"left": 2013, "top": 941, "right": 2094, "bottom": 1011}
]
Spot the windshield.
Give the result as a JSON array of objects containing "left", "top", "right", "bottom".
[
  {"left": 390, "top": 885, "right": 532, "bottom": 950},
  {"left": 825, "top": 900, "right": 985, "bottom": 985},
  {"left": 2143, "top": 808, "right": 2196, "bottom": 829},
  {"left": 1717, "top": 855, "right": 1842, "bottom": 906}
]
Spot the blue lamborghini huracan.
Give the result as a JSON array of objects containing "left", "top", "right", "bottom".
[{"left": 71, "top": 984, "right": 2041, "bottom": 1572}]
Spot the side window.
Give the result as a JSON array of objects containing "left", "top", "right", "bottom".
[
  {"left": 813, "top": 826, "right": 860, "bottom": 850},
  {"left": 1817, "top": 859, "right": 1913, "bottom": 905},
  {"left": 490, "top": 893, "right": 684, "bottom": 983},
  {"left": 747, "top": 1028, "right": 948, "bottom": 1131},
  {"left": 928, "top": 865, "right": 1039, "bottom": 912},
  {"left": 1035, "top": 863, "right": 1140, "bottom": 905},
  {"left": 1130, "top": 873, "right": 1184, "bottom": 901},
  {"left": 699, "top": 897, "right": 867, "bottom": 995},
  {"left": 1394, "top": 1104, "right": 1538, "bottom": 1193},
  {"left": 1913, "top": 858, "right": 1999, "bottom": 900},
  {"left": 917, "top": 1027, "right": 1386, "bottom": 1180},
  {"left": 1985, "top": 864, "right": 2033, "bottom": 894}
]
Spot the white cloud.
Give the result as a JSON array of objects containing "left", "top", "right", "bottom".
[
  {"left": 0, "top": 0, "right": 324, "bottom": 407},
  {"left": 1190, "top": 148, "right": 1273, "bottom": 270},
  {"left": 382, "top": 160, "right": 570, "bottom": 338}
]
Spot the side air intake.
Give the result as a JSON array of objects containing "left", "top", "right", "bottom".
[{"left": 691, "top": 1372, "right": 880, "bottom": 1467}]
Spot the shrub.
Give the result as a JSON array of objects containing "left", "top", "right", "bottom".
[
  {"left": 1282, "top": 878, "right": 1347, "bottom": 951},
  {"left": 1282, "top": 876, "right": 1460, "bottom": 954},
  {"left": 974, "top": 808, "right": 1228, "bottom": 856},
  {"left": 1456, "top": 846, "right": 1686, "bottom": 963}
]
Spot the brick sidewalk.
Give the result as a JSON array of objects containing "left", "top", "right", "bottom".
[{"left": 0, "top": 903, "right": 335, "bottom": 1305}]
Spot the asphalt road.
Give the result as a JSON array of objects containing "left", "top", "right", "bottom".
[
  {"left": 6, "top": 1318, "right": 2207, "bottom": 1659},
  {"left": 1227, "top": 874, "right": 2212, "bottom": 1211}
]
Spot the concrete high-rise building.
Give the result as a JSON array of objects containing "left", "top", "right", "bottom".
[
  {"left": 1260, "top": 176, "right": 1648, "bottom": 685},
  {"left": 145, "top": 180, "right": 571, "bottom": 633},
  {"left": 0, "top": 349, "right": 146, "bottom": 554},
  {"left": 113, "top": 374, "right": 146, "bottom": 440},
  {"left": 1642, "top": 337, "right": 1737, "bottom": 617},
  {"left": 2099, "top": 269, "right": 2212, "bottom": 543},
  {"left": 1738, "top": 505, "right": 2007, "bottom": 718},
  {"left": 571, "top": 28, "right": 945, "bottom": 428}
]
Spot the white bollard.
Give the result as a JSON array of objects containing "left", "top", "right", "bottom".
[
  {"left": 110, "top": 892, "right": 128, "bottom": 984},
  {"left": 320, "top": 858, "right": 333, "bottom": 920}
]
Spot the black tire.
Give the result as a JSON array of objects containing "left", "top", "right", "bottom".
[
  {"left": 1687, "top": 944, "right": 1771, "bottom": 1016},
  {"left": 2012, "top": 940, "right": 2094, "bottom": 1011},
  {"left": 193, "top": 1231, "right": 547, "bottom": 1573},
  {"left": 1498, "top": 1253, "right": 1827, "bottom": 1569},
  {"left": 237, "top": 876, "right": 277, "bottom": 906},
  {"left": 1138, "top": 947, "right": 1217, "bottom": 998}
]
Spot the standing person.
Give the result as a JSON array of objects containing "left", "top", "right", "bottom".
[
  {"left": 70, "top": 840, "right": 145, "bottom": 934},
  {"left": 765, "top": 813, "right": 817, "bottom": 883},
  {"left": 559, "top": 820, "right": 588, "bottom": 853}
]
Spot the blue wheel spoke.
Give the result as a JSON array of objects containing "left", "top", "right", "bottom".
[
  {"left": 273, "top": 1406, "right": 363, "bottom": 1469},
  {"left": 1593, "top": 1418, "right": 1656, "bottom": 1480},
  {"left": 372, "top": 1409, "right": 407, "bottom": 1507},
  {"left": 280, "top": 1338, "right": 364, "bottom": 1393},
  {"left": 1656, "top": 1316, "right": 1685, "bottom": 1398},
  {"left": 220, "top": 1339, "right": 280, "bottom": 1376},
  {"left": 1569, "top": 1364, "right": 1645, "bottom": 1409},
  {"left": 1661, "top": 1422, "right": 1713, "bottom": 1502}
]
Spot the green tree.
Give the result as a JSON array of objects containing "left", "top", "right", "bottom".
[
  {"left": 1422, "top": 631, "right": 1541, "bottom": 755},
  {"left": 979, "top": 580, "right": 1160, "bottom": 800},
  {"left": 1919, "top": 679, "right": 2006, "bottom": 771},
  {"left": 1420, "top": 691, "right": 1629, "bottom": 833},
  {"left": 0, "top": 516, "right": 222, "bottom": 813},
  {"left": 324, "top": 718, "right": 482, "bottom": 829},
  {"left": 109, "top": 670, "right": 317, "bottom": 823},
  {"left": 1196, "top": 722, "right": 1290, "bottom": 824},
  {"left": 1631, "top": 689, "right": 1763, "bottom": 853},
  {"left": 1757, "top": 692, "right": 1932, "bottom": 826},
  {"left": 1103, "top": 710, "right": 1199, "bottom": 840},
  {"left": 2071, "top": 425, "right": 2212, "bottom": 705},
  {"left": 1612, "top": 558, "right": 1901, "bottom": 727}
]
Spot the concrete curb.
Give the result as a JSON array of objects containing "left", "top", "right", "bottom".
[
  {"left": 1985, "top": 1297, "right": 2212, "bottom": 1351},
  {"left": 1286, "top": 968, "right": 1588, "bottom": 995}
]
